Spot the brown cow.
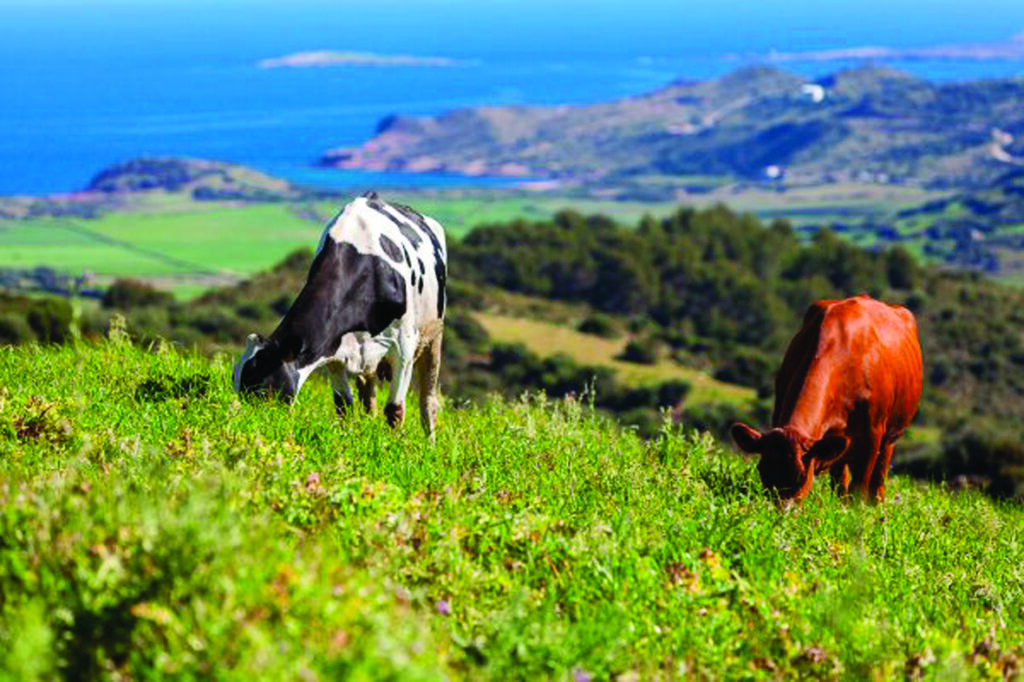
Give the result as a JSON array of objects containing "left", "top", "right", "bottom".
[{"left": 731, "top": 295, "right": 922, "bottom": 503}]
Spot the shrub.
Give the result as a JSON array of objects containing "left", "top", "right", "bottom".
[
  {"left": 938, "top": 425, "right": 1024, "bottom": 500},
  {"left": 102, "top": 279, "right": 174, "bottom": 310},
  {"left": 712, "top": 348, "right": 775, "bottom": 391},
  {"left": 577, "top": 313, "right": 619, "bottom": 339},
  {"left": 0, "top": 313, "right": 32, "bottom": 345},
  {"left": 26, "top": 299, "right": 73, "bottom": 344},
  {"left": 617, "top": 338, "right": 659, "bottom": 365}
]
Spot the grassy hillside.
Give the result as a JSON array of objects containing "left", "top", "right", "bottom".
[
  {"left": 474, "top": 312, "right": 754, "bottom": 406},
  {"left": 322, "top": 65, "right": 1024, "bottom": 191},
  {"left": 1, "top": 340, "right": 1021, "bottom": 679}
]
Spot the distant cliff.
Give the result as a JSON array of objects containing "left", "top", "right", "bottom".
[{"left": 320, "top": 65, "right": 1024, "bottom": 191}]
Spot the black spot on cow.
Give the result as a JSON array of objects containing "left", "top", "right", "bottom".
[
  {"left": 237, "top": 238, "right": 407, "bottom": 401},
  {"left": 394, "top": 221, "right": 422, "bottom": 249},
  {"left": 292, "top": 239, "right": 406, "bottom": 353},
  {"left": 365, "top": 196, "right": 422, "bottom": 248},
  {"left": 403, "top": 247, "right": 412, "bottom": 268},
  {"left": 390, "top": 202, "right": 433, "bottom": 236},
  {"left": 379, "top": 234, "right": 403, "bottom": 263},
  {"left": 411, "top": 271, "right": 418, "bottom": 288},
  {"left": 361, "top": 190, "right": 379, "bottom": 200},
  {"left": 435, "top": 261, "right": 447, "bottom": 318},
  {"left": 418, "top": 258, "right": 425, "bottom": 275},
  {"left": 418, "top": 277, "right": 424, "bottom": 294},
  {"left": 391, "top": 202, "right": 446, "bottom": 318}
]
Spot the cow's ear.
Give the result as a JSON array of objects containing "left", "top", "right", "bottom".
[
  {"left": 806, "top": 434, "right": 850, "bottom": 467},
  {"left": 245, "top": 333, "right": 264, "bottom": 354},
  {"left": 730, "top": 422, "right": 764, "bottom": 454}
]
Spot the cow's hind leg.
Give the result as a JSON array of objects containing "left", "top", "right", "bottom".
[
  {"left": 356, "top": 374, "right": 377, "bottom": 414},
  {"left": 326, "top": 364, "right": 353, "bottom": 419},
  {"left": 416, "top": 333, "right": 442, "bottom": 439},
  {"left": 384, "top": 353, "right": 415, "bottom": 430},
  {"left": 869, "top": 436, "right": 898, "bottom": 503}
]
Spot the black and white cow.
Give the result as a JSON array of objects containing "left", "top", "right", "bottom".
[{"left": 233, "top": 192, "right": 447, "bottom": 436}]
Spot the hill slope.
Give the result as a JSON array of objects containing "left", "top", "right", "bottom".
[
  {"left": 1, "top": 341, "right": 1021, "bottom": 679},
  {"left": 893, "top": 168, "right": 1024, "bottom": 282},
  {"left": 322, "top": 65, "right": 1024, "bottom": 192}
]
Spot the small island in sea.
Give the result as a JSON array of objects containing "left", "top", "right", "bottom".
[{"left": 257, "top": 50, "right": 461, "bottom": 69}]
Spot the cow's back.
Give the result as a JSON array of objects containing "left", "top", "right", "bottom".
[
  {"left": 321, "top": 193, "right": 447, "bottom": 329},
  {"left": 773, "top": 296, "right": 922, "bottom": 437}
]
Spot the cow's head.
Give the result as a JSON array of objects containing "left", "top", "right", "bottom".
[
  {"left": 234, "top": 333, "right": 299, "bottom": 403},
  {"left": 730, "top": 423, "right": 849, "bottom": 502}
]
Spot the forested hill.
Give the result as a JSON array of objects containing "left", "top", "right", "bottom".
[
  {"left": 321, "top": 65, "right": 1024, "bottom": 191},
  {"left": 452, "top": 206, "right": 1024, "bottom": 414}
]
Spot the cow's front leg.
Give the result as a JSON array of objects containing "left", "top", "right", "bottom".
[
  {"left": 383, "top": 355, "right": 415, "bottom": 430},
  {"left": 326, "top": 364, "right": 353, "bottom": 418},
  {"left": 830, "top": 463, "right": 852, "bottom": 498},
  {"left": 356, "top": 374, "right": 377, "bottom": 414}
]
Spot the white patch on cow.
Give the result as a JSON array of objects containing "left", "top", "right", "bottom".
[
  {"left": 295, "top": 359, "right": 326, "bottom": 394},
  {"left": 234, "top": 333, "right": 264, "bottom": 392},
  {"left": 332, "top": 329, "right": 393, "bottom": 376}
]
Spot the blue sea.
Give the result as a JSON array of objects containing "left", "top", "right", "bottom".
[{"left": 3, "top": 0, "right": 1024, "bottom": 196}]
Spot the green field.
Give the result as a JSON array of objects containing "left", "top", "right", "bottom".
[
  {"left": 0, "top": 205, "right": 325, "bottom": 296},
  {"left": 1, "top": 183, "right": 955, "bottom": 299},
  {"left": 1, "top": 341, "right": 1021, "bottom": 679},
  {"left": 2, "top": 196, "right": 688, "bottom": 298}
]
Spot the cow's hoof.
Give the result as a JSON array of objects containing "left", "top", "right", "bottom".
[{"left": 384, "top": 403, "right": 405, "bottom": 429}]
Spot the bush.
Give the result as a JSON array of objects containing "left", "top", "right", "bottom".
[
  {"left": 445, "top": 310, "right": 490, "bottom": 353},
  {"left": 102, "top": 279, "right": 174, "bottom": 310},
  {"left": 938, "top": 425, "right": 1024, "bottom": 500},
  {"left": 617, "top": 339, "right": 659, "bottom": 365},
  {"left": 0, "top": 313, "right": 32, "bottom": 345},
  {"left": 712, "top": 348, "right": 775, "bottom": 392},
  {"left": 27, "top": 300, "right": 73, "bottom": 344},
  {"left": 0, "top": 295, "right": 73, "bottom": 344},
  {"left": 577, "top": 313, "right": 619, "bottom": 339},
  {"left": 657, "top": 380, "right": 691, "bottom": 407}
]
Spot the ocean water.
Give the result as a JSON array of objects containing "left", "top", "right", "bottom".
[{"left": 3, "top": 0, "right": 1024, "bottom": 196}]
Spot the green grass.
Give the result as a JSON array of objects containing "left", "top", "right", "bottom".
[{"left": 1, "top": 340, "right": 1021, "bottom": 679}]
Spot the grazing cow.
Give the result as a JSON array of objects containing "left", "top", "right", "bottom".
[
  {"left": 730, "top": 295, "right": 922, "bottom": 503},
  {"left": 234, "top": 191, "right": 447, "bottom": 436}
]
